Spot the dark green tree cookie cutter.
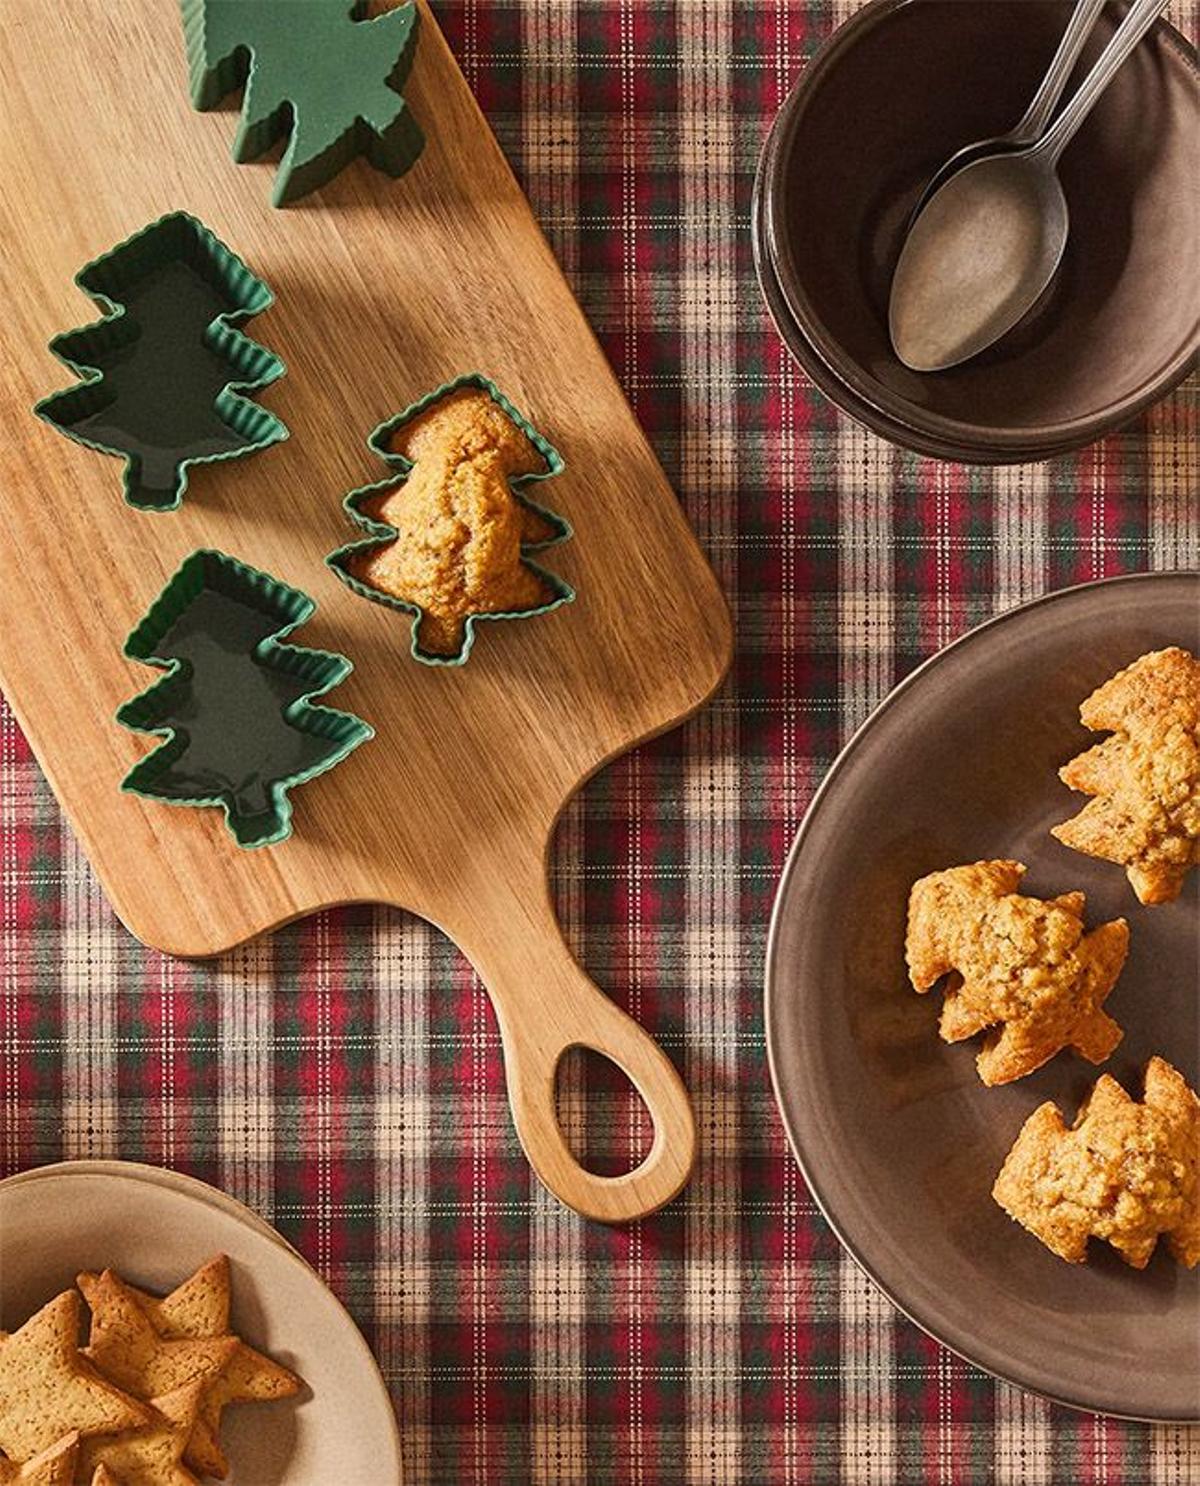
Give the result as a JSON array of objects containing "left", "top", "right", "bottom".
[
  {"left": 34, "top": 211, "right": 287, "bottom": 512},
  {"left": 180, "top": 0, "right": 424, "bottom": 206},
  {"left": 118, "top": 550, "right": 373, "bottom": 848},
  {"left": 325, "top": 373, "right": 575, "bottom": 668}
]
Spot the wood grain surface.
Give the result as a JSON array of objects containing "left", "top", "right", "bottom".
[{"left": 0, "top": 0, "right": 731, "bottom": 1220}]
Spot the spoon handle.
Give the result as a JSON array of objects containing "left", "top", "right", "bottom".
[
  {"left": 1034, "top": 0, "right": 1171, "bottom": 165},
  {"left": 1013, "top": 0, "right": 1108, "bottom": 143}
]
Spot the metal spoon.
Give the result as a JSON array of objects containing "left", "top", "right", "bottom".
[
  {"left": 908, "top": 0, "right": 1108, "bottom": 230},
  {"left": 889, "top": 0, "right": 1170, "bottom": 374}
]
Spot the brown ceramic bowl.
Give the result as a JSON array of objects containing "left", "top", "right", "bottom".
[
  {"left": 754, "top": 0, "right": 1199, "bottom": 463},
  {"left": 766, "top": 573, "right": 1200, "bottom": 1419}
]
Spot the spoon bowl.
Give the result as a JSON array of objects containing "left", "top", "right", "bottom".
[{"left": 891, "top": 151, "right": 1068, "bottom": 371}]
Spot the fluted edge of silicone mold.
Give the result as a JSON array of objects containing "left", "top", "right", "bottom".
[
  {"left": 118, "top": 548, "right": 373, "bottom": 848},
  {"left": 32, "top": 210, "right": 288, "bottom": 511}
]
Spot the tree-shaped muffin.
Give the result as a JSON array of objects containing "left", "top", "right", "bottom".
[
  {"left": 1052, "top": 646, "right": 1200, "bottom": 904},
  {"left": 35, "top": 213, "right": 286, "bottom": 511},
  {"left": 118, "top": 551, "right": 372, "bottom": 847},
  {"left": 906, "top": 860, "right": 1128, "bottom": 1085},
  {"left": 180, "top": 0, "right": 423, "bottom": 205},
  {"left": 993, "top": 1057, "right": 1200, "bottom": 1268},
  {"left": 327, "top": 378, "right": 573, "bottom": 664}
]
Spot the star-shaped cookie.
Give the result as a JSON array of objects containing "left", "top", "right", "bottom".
[
  {"left": 79, "top": 1271, "right": 237, "bottom": 1404},
  {"left": 993, "top": 1056, "right": 1200, "bottom": 1267},
  {"left": 0, "top": 1292, "right": 149, "bottom": 1460},
  {"left": 906, "top": 860, "right": 1128, "bottom": 1085},
  {"left": 76, "top": 1382, "right": 203, "bottom": 1486},
  {"left": 79, "top": 1257, "right": 300, "bottom": 1479},
  {"left": 0, "top": 1432, "right": 78, "bottom": 1485},
  {"left": 112, "top": 1256, "right": 232, "bottom": 1339},
  {"left": 1052, "top": 646, "right": 1200, "bottom": 904}
]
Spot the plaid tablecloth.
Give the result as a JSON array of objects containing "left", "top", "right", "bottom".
[{"left": 2, "top": 3, "right": 1198, "bottom": 1482}]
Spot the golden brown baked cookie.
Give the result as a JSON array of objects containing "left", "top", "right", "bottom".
[
  {"left": 76, "top": 1381, "right": 203, "bottom": 1486},
  {"left": 0, "top": 1292, "right": 149, "bottom": 1462},
  {"left": 80, "top": 1270, "right": 236, "bottom": 1405},
  {"left": 906, "top": 860, "right": 1128, "bottom": 1085},
  {"left": 1052, "top": 646, "right": 1200, "bottom": 904},
  {"left": 0, "top": 1433, "right": 77, "bottom": 1485},
  {"left": 993, "top": 1057, "right": 1200, "bottom": 1268},
  {"left": 350, "top": 388, "right": 554, "bottom": 656},
  {"left": 80, "top": 1256, "right": 300, "bottom": 1481}
]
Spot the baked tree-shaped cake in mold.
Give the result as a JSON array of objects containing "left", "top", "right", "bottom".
[
  {"left": 180, "top": 0, "right": 423, "bottom": 205},
  {"left": 118, "top": 551, "right": 373, "bottom": 848},
  {"left": 993, "top": 1057, "right": 1200, "bottom": 1268},
  {"left": 35, "top": 213, "right": 286, "bottom": 511},
  {"left": 327, "top": 376, "right": 574, "bottom": 665}
]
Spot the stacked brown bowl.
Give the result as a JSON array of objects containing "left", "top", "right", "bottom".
[{"left": 753, "top": 0, "right": 1199, "bottom": 464}]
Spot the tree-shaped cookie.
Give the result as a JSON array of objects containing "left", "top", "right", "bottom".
[
  {"left": 994, "top": 1057, "right": 1200, "bottom": 1268},
  {"left": 1052, "top": 646, "right": 1200, "bottom": 904},
  {"left": 906, "top": 860, "right": 1128, "bottom": 1085},
  {"left": 35, "top": 212, "right": 286, "bottom": 511},
  {"left": 180, "top": 0, "right": 423, "bottom": 205},
  {"left": 118, "top": 551, "right": 373, "bottom": 847},
  {"left": 327, "top": 376, "right": 574, "bottom": 665}
]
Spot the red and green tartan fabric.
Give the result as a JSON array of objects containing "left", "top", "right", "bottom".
[{"left": 1, "top": 3, "right": 1197, "bottom": 1483}]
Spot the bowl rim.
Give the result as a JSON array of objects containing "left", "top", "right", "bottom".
[
  {"left": 757, "top": 0, "right": 1200, "bottom": 454},
  {"left": 753, "top": 161, "right": 1110, "bottom": 463}
]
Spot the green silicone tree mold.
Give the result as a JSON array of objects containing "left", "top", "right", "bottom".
[
  {"left": 34, "top": 212, "right": 286, "bottom": 512},
  {"left": 118, "top": 550, "right": 373, "bottom": 848},
  {"left": 326, "top": 374, "right": 574, "bottom": 667},
  {"left": 180, "top": 0, "right": 423, "bottom": 206}
]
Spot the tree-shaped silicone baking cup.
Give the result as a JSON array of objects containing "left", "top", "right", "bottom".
[
  {"left": 118, "top": 551, "right": 373, "bottom": 848},
  {"left": 180, "top": 0, "right": 423, "bottom": 206},
  {"left": 326, "top": 374, "right": 575, "bottom": 667},
  {"left": 34, "top": 212, "right": 286, "bottom": 512}
]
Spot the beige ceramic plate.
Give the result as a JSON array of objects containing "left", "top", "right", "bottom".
[
  {"left": 766, "top": 573, "right": 1200, "bottom": 1420},
  {"left": 0, "top": 1161, "right": 403, "bottom": 1483}
]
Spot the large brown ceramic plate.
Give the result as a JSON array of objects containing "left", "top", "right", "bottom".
[{"left": 765, "top": 573, "right": 1200, "bottom": 1420}]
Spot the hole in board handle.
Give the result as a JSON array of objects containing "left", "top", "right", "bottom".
[{"left": 553, "top": 1045, "right": 654, "bottom": 1177}]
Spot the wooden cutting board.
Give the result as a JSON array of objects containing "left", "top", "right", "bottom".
[{"left": 0, "top": 0, "right": 731, "bottom": 1221}]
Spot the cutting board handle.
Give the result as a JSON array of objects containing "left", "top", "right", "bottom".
[{"left": 452, "top": 880, "right": 696, "bottom": 1223}]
